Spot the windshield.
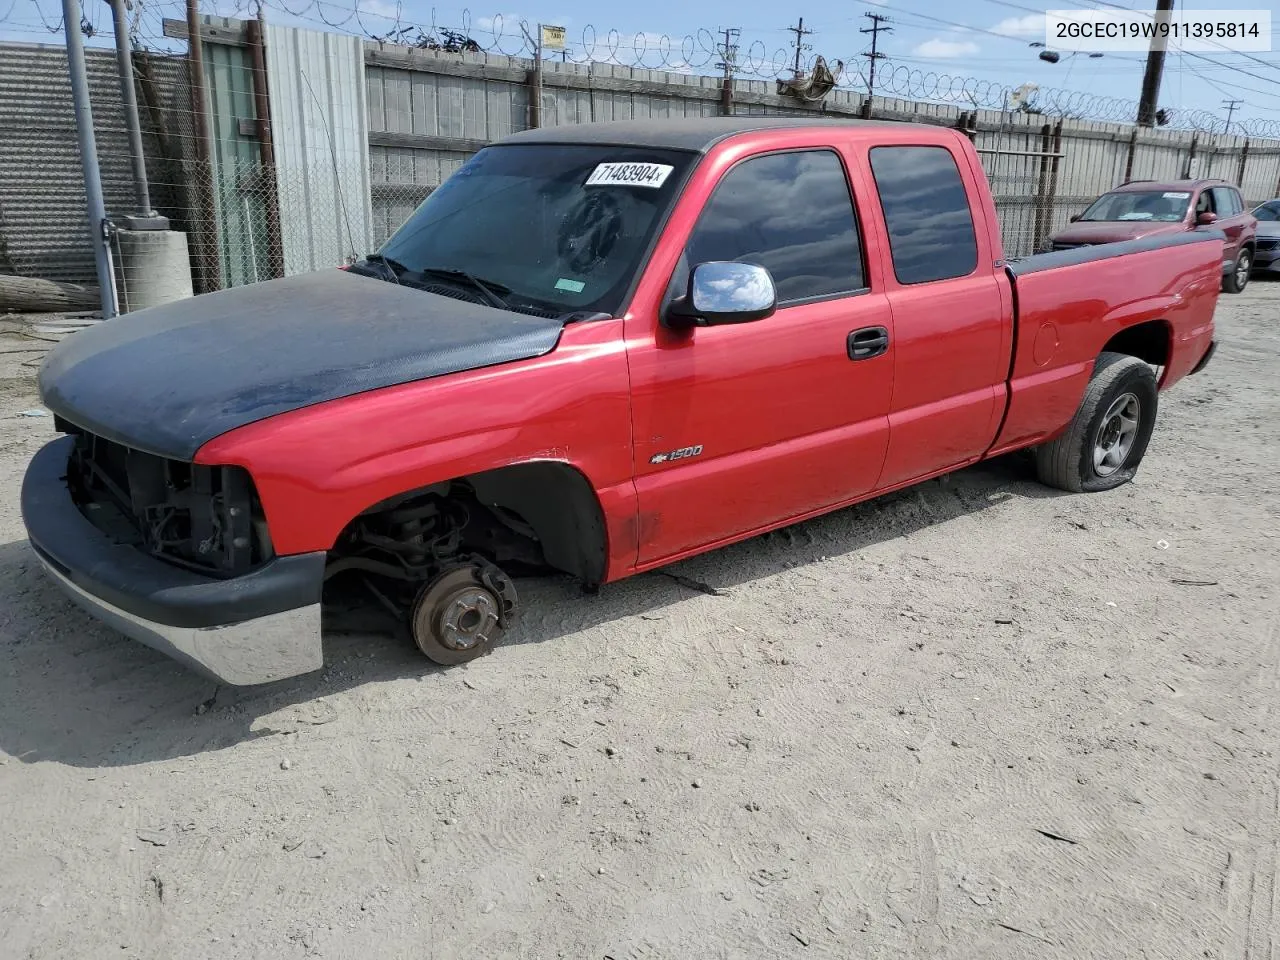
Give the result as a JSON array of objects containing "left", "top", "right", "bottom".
[
  {"left": 374, "top": 144, "right": 695, "bottom": 317},
  {"left": 1253, "top": 201, "right": 1280, "bottom": 222},
  {"left": 1079, "top": 190, "right": 1191, "bottom": 223}
]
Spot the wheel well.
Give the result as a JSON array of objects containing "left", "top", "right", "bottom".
[
  {"left": 329, "top": 462, "right": 608, "bottom": 588},
  {"left": 467, "top": 462, "right": 608, "bottom": 585},
  {"left": 1101, "top": 320, "right": 1171, "bottom": 368}
]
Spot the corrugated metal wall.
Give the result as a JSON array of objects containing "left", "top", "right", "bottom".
[
  {"left": 1241, "top": 149, "right": 1280, "bottom": 207},
  {"left": 0, "top": 42, "right": 185, "bottom": 284},
  {"left": 266, "top": 24, "right": 373, "bottom": 271}
]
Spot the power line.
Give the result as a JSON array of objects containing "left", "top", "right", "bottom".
[
  {"left": 1180, "top": 56, "right": 1280, "bottom": 105},
  {"left": 895, "top": 0, "right": 1280, "bottom": 78},
  {"left": 851, "top": 1, "right": 1040, "bottom": 45},
  {"left": 1052, "top": 0, "right": 1280, "bottom": 75}
]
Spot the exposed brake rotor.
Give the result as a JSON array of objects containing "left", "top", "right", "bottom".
[{"left": 410, "top": 561, "right": 518, "bottom": 665}]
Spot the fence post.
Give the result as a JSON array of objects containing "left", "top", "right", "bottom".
[
  {"left": 245, "top": 15, "right": 285, "bottom": 277},
  {"left": 1184, "top": 133, "right": 1198, "bottom": 179},
  {"left": 1033, "top": 122, "right": 1052, "bottom": 253},
  {"left": 1236, "top": 138, "right": 1249, "bottom": 188},
  {"left": 1046, "top": 119, "right": 1063, "bottom": 237},
  {"left": 185, "top": 0, "right": 222, "bottom": 292},
  {"left": 1123, "top": 126, "right": 1138, "bottom": 182},
  {"left": 527, "top": 25, "right": 544, "bottom": 128}
]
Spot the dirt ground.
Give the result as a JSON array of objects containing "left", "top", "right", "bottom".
[{"left": 0, "top": 284, "right": 1276, "bottom": 960}]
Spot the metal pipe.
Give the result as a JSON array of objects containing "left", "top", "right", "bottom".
[
  {"left": 62, "top": 0, "right": 118, "bottom": 319},
  {"left": 185, "top": 0, "right": 222, "bottom": 291},
  {"left": 974, "top": 148, "right": 1066, "bottom": 158},
  {"left": 108, "top": 0, "right": 154, "bottom": 219},
  {"left": 245, "top": 14, "right": 284, "bottom": 278}
]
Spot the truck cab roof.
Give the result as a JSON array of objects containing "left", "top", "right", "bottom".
[{"left": 501, "top": 116, "right": 949, "bottom": 153}]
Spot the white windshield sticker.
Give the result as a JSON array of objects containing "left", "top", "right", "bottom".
[
  {"left": 1163, "top": 191, "right": 1191, "bottom": 199},
  {"left": 585, "top": 162, "right": 674, "bottom": 189},
  {"left": 555, "top": 278, "right": 585, "bottom": 293}
]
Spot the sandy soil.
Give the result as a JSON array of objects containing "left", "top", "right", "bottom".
[{"left": 0, "top": 285, "right": 1276, "bottom": 960}]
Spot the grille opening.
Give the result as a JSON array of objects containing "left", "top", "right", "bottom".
[{"left": 63, "top": 427, "right": 273, "bottom": 577}]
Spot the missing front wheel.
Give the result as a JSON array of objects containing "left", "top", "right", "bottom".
[{"left": 409, "top": 560, "right": 519, "bottom": 665}]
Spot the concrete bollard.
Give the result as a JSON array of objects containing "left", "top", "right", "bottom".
[{"left": 114, "top": 229, "right": 195, "bottom": 313}]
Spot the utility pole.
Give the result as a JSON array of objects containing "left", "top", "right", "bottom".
[
  {"left": 716, "top": 27, "right": 740, "bottom": 116},
  {"left": 1222, "top": 99, "right": 1242, "bottom": 135},
  {"left": 860, "top": 12, "right": 892, "bottom": 100},
  {"left": 63, "top": 0, "right": 117, "bottom": 318},
  {"left": 1136, "top": 0, "right": 1174, "bottom": 127},
  {"left": 520, "top": 21, "right": 544, "bottom": 127},
  {"left": 787, "top": 17, "right": 812, "bottom": 79}
]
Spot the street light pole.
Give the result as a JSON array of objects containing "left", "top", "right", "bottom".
[{"left": 62, "top": 0, "right": 118, "bottom": 318}]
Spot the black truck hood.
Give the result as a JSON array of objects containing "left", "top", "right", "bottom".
[{"left": 39, "top": 270, "right": 567, "bottom": 460}]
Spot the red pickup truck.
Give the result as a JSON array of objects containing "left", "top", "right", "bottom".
[{"left": 22, "top": 118, "right": 1221, "bottom": 685}]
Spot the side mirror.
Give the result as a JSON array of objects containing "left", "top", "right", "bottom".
[
  {"left": 665, "top": 261, "right": 777, "bottom": 329},
  {"left": 1197, "top": 211, "right": 1218, "bottom": 226},
  {"left": 1069, "top": 213, "right": 1082, "bottom": 222}
]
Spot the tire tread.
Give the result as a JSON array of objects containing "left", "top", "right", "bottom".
[{"left": 1036, "top": 352, "right": 1154, "bottom": 493}]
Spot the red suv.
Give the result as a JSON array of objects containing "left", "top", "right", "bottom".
[{"left": 1048, "top": 179, "right": 1257, "bottom": 293}]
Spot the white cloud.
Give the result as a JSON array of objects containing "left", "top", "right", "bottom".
[
  {"left": 474, "top": 12, "right": 524, "bottom": 34},
  {"left": 359, "top": 0, "right": 400, "bottom": 20},
  {"left": 911, "top": 38, "right": 980, "bottom": 58},
  {"left": 991, "top": 14, "right": 1045, "bottom": 37}
]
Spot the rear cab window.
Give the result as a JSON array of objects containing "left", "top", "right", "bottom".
[
  {"left": 868, "top": 145, "right": 979, "bottom": 284},
  {"left": 684, "top": 149, "right": 867, "bottom": 304}
]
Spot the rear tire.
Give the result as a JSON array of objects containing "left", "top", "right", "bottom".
[
  {"left": 1223, "top": 248, "right": 1252, "bottom": 294},
  {"left": 1035, "top": 352, "right": 1158, "bottom": 493}
]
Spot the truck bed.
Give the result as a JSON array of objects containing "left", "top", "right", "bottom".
[{"left": 992, "top": 229, "right": 1224, "bottom": 455}]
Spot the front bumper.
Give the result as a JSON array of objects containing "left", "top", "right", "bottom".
[{"left": 21, "top": 436, "right": 326, "bottom": 685}]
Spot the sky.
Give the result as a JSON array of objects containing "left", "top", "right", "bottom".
[{"left": 4, "top": 0, "right": 1280, "bottom": 127}]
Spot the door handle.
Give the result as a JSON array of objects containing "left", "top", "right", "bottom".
[{"left": 847, "top": 326, "right": 889, "bottom": 361}]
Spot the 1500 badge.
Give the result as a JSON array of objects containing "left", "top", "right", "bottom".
[{"left": 650, "top": 445, "right": 703, "bottom": 465}]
